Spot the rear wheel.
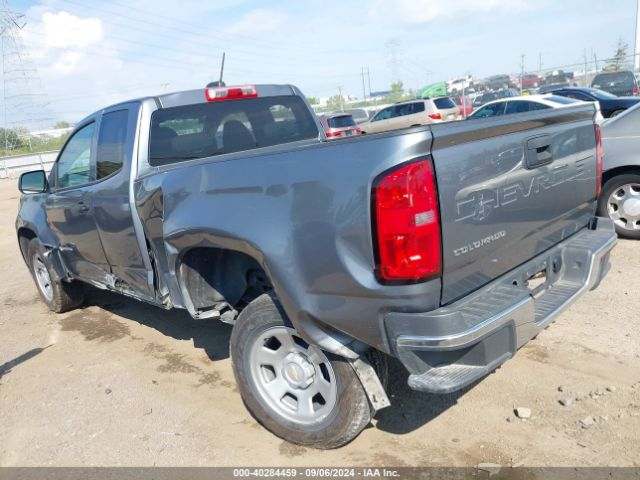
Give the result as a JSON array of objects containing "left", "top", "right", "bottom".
[
  {"left": 27, "top": 239, "right": 84, "bottom": 312},
  {"left": 597, "top": 174, "right": 640, "bottom": 239},
  {"left": 610, "top": 109, "right": 625, "bottom": 118},
  {"left": 230, "top": 292, "right": 371, "bottom": 449}
]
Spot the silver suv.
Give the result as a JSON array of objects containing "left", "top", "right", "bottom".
[{"left": 360, "top": 97, "right": 459, "bottom": 134}]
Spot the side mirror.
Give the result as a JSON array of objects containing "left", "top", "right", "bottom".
[{"left": 18, "top": 170, "right": 48, "bottom": 194}]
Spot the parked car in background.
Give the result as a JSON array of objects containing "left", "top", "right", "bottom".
[
  {"left": 452, "top": 95, "right": 473, "bottom": 118},
  {"left": 447, "top": 75, "right": 473, "bottom": 94},
  {"left": 542, "top": 69, "right": 574, "bottom": 86},
  {"left": 468, "top": 95, "right": 580, "bottom": 119},
  {"left": 360, "top": 97, "right": 459, "bottom": 134},
  {"left": 486, "top": 74, "right": 513, "bottom": 91},
  {"left": 538, "top": 83, "right": 572, "bottom": 94},
  {"left": 319, "top": 113, "right": 361, "bottom": 139},
  {"left": 549, "top": 87, "right": 640, "bottom": 118},
  {"left": 521, "top": 73, "right": 542, "bottom": 88},
  {"left": 472, "top": 88, "right": 519, "bottom": 108},
  {"left": 599, "top": 102, "right": 640, "bottom": 238},
  {"left": 341, "top": 108, "right": 370, "bottom": 124},
  {"left": 592, "top": 70, "right": 639, "bottom": 97}
]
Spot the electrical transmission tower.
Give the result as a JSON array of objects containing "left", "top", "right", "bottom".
[
  {"left": 386, "top": 39, "right": 401, "bottom": 85},
  {"left": 1, "top": 0, "right": 53, "bottom": 155}
]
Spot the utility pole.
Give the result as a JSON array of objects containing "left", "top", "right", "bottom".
[
  {"left": 337, "top": 86, "right": 344, "bottom": 111},
  {"left": 584, "top": 48, "right": 589, "bottom": 87},
  {"left": 361, "top": 67, "right": 366, "bottom": 103},
  {"left": 366, "top": 67, "right": 373, "bottom": 106},
  {"left": 386, "top": 39, "right": 400, "bottom": 84},
  {"left": 635, "top": 0, "right": 640, "bottom": 72},
  {"left": 594, "top": 52, "right": 599, "bottom": 73},
  {"left": 520, "top": 54, "right": 525, "bottom": 94},
  {"left": 538, "top": 53, "right": 542, "bottom": 74}
]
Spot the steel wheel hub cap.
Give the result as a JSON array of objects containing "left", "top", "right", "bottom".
[
  {"left": 282, "top": 352, "right": 315, "bottom": 389},
  {"left": 608, "top": 183, "right": 640, "bottom": 231},
  {"left": 248, "top": 326, "right": 337, "bottom": 425}
]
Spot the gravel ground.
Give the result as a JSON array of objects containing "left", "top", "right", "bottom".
[{"left": 0, "top": 179, "right": 639, "bottom": 467}]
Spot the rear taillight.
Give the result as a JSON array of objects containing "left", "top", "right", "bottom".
[
  {"left": 205, "top": 85, "right": 258, "bottom": 101},
  {"left": 372, "top": 159, "right": 441, "bottom": 283},
  {"left": 428, "top": 113, "right": 442, "bottom": 120},
  {"left": 325, "top": 131, "right": 342, "bottom": 138},
  {"left": 633, "top": 86, "right": 639, "bottom": 96},
  {"left": 595, "top": 123, "right": 603, "bottom": 198}
]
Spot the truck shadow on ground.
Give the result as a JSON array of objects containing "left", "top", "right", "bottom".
[
  {"left": 82, "top": 286, "right": 232, "bottom": 363},
  {"left": 373, "top": 358, "right": 473, "bottom": 435},
  {"left": 82, "top": 286, "right": 469, "bottom": 435}
]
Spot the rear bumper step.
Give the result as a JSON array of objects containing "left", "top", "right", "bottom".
[{"left": 385, "top": 217, "right": 617, "bottom": 394}]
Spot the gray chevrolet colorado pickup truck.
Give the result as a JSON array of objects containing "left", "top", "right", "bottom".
[{"left": 16, "top": 83, "right": 616, "bottom": 448}]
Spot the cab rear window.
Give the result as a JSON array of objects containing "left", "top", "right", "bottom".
[{"left": 149, "top": 96, "right": 319, "bottom": 166}]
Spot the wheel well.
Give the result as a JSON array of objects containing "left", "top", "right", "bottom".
[
  {"left": 178, "top": 247, "right": 272, "bottom": 318},
  {"left": 17, "top": 227, "right": 37, "bottom": 262},
  {"left": 603, "top": 166, "right": 640, "bottom": 184}
]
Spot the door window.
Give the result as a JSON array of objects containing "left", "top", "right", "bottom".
[
  {"left": 97, "top": 110, "right": 129, "bottom": 179},
  {"left": 505, "top": 101, "right": 533, "bottom": 114},
  {"left": 412, "top": 102, "right": 426, "bottom": 113},
  {"left": 471, "top": 102, "right": 506, "bottom": 119},
  {"left": 395, "top": 104, "right": 413, "bottom": 117},
  {"left": 372, "top": 107, "right": 394, "bottom": 122},
  {"left": 55, "top": 122, "right": 96, "bottom": 189}
]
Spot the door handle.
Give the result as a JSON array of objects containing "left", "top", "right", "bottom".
[
  {"left": 78, "top": 202, "right": 90, "bottom": 213},
  {"left": 525, "top": 134, "right": 553, "bottom": 169}
]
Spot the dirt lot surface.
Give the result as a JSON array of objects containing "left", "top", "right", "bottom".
[{"left": 0, "top": 179, "right": 639, "bottom": 467}]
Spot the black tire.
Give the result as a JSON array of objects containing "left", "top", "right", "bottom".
[
  {"left": 230, "top": 292, "right": 371, "bottom": 449},
  {"left": 27, "top": 239, "right": 84, "bottom": 312},
  {"left": 610, "top": 110, "right": 625, "bottom": 118},
  {"left": 597, "top": 173, "right": 640, "bottom": 239}
]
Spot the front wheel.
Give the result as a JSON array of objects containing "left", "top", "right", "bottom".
[
  {"left": 230, "top": 293, "right": 371, "bottom": 449},
  {"left": 597, "top": 174, "right": 640, "bottom": 239},
  {"left": 28, "top": 239, "right": 84, "bottom": 312}
]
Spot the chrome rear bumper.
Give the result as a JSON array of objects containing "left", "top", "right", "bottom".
[{"left": 385, "top": 217, "right": 617, "bottom": 394}]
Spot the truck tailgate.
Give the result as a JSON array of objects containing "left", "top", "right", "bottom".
[{"left": 431, "top": 105, "right": 599, "bottom": 305}]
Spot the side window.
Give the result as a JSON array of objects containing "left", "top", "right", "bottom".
[
  {"left": 55, "top": 122, "right": 96, "bottom": 189},
  {"left": 505, "top": 101, "right": 532, "bottom": 114},
  {"left": 412, "top": 102, "right": 426, "bottom": 114},
  {"left": 372, "top": 107, "right": 393, "bottom": 122},
  {"left": 472, "top": 102, "right": 505, "bottom": 118},
  {"left": 530, "top": 102, "right": 551, "bottom": 111},
  {"left": 96, "top": 110, "right": 129, "bottom": 179},
  {"left": 395, "top": 104, "right": 413, "bottom": 117}
]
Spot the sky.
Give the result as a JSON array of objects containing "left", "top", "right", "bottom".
[{"left": 1, "top": 0, "right": 638, "bottom": 126}]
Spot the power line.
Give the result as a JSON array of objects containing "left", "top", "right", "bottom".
[
  {"left": 46, "top": 0, "right": 367, "bottom": 61},
  {"left": 77, "top": 0, "right": 337, "bottom": 55}
]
